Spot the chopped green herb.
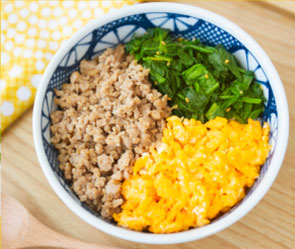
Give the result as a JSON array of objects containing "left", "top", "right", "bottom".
[{"left": 126, "top": 28, "right": 265, "bottom": 123}]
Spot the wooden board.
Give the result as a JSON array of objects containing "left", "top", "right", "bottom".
[{"left": 2, "top": 1, "right": 295, "bottom": 249}]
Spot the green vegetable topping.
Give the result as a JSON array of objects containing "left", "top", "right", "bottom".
[{"left": 125, "top": 28, "right": 265, "bottom": 123}]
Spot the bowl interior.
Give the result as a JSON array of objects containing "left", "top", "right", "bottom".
[{"left": 40, "top": 12, "right": 278, "bottom": 226}]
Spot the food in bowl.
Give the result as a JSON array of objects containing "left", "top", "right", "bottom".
[
  {"left": 50, "top": 27, "right": 271, "bottom": 233},
  {"left": 114, "top": 116, "right": 270, "bottom": 233},
  {"left": 126, "top": 28, "right": 265, "bottom": 123},
  {"left": 50, "top": 44, "right": 171, "bottom": 219},
  {"left": 33, "top": 2, "right": 289, "bottom": 243}
]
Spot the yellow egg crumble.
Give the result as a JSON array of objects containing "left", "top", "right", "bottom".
[{"left": 113, "top": 116, "right": 270, "bottom": 233}]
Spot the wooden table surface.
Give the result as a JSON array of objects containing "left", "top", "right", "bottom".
[{"left": 2, "top": 1, "right": 295, "bottom": 249}]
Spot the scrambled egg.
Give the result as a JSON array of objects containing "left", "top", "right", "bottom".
[{"left": 113, "top": 116, "right": 270, "bottom": 233}]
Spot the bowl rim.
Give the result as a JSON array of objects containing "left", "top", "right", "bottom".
[{"left": 33, "top": 2, "right": 289, "bottom": 244}]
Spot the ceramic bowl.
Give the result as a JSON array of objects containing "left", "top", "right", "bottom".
[{"left": 33, "top": 2, "right": 289, "bottom": 244}]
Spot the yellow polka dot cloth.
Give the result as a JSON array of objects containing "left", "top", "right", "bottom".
[{"left": 0, "top": 0, "right": 139, "bottom": 132}]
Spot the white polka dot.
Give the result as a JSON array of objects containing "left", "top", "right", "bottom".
[
  {"left": 8, "top": 14, "right": 18, "bottom": 24},
  {"left": 94, "top": 8, "right": 103, "bottom": 17},
  {"left": 63, "top": 26, "right": 72, "bottom": 36},
  {"left": 69, "top": 9, "right": 77, "bottom": 19},
  {"left": 1, "top": 101, "right": 14, "bottom": 116},
  {"left": 60, "top": 40, "right": 67, "bottom": 46},
  {"left": 9, "top": 65, "right": 23, "bottom": 77},
  {"left": 38, "top": 20, "right": 47, "bottom": 29},
  {"left": 48, "top": 20, "right": 58, "bottom": 29},
  {"left": 41, "top": 7, "right": 51, "bottom": 17},
  {"left": 17, "top": 86, "right": 31, "bottom": 101},
  {"left": 1, "top": 34, "right": 5, "bottom": 43},
  {"left": 40, "top": 30, "right": 49, "bottom": 39},
  {"left": 34, "top": 50, "right": 43, "bottom": 59},
  {"left": 52, "top": 30, "right": 61, "bottom": 40},
  {"left": 23, "top": 50, "right": 33, "bottom": 58},
  {"left": 7, "top": 28, "right": 16, "bottom": 38},
  {"left": 108, "top": 8, "right": 117, "bottom": 14},
  {"left": 13, "top": 47, "right": 22, "bottom": 56},
  {"left": 29, "top": 2, "right": 38, "bottom": 12},
  {"left": 49, "top": 1, "right": 58, "bottom": 6},
  {"left": 4, "top": 41, "right": 13, "bottom": 51},
  {"left": 4, "top": 4, "right": 13, "bottom": 13},
  {"left": 82, "top": 10, "right": 91, "bottom": 19},
  {"left": 31, "top": 74, "right": 42, "bottom": 87},
  {"left": 73, "top": 20, "right": 83, "bottom": 29},
  {"left": 28, "top": 15, "right": 38, "bottom": 25},
  {"left": 35, "top": 60, "right": 45, "bottom": 70},
  {"left": 78, "top": 1, "right": 87, "bottom": 9},
  {"left": 15, "top": 1, "right": 25, "bottom": 8},
  {"left": 49, "top": 42, "right": 59, "bottom": 50},
  {"left": 101, "top": 1, "right": 112, "bottom": 7},
  {"left": 0, "top": 79, "right": 6, "bottom": 91},
  {"left": 89, "top": 1, "right": 98, "bottom": 8},
  {"left": 15, "top": 34, "right": 25, "bottom": 44},
  {"left": 26, "top": 38, "right": 35, "bottom": 47},
  {"left": 59, "top": 16, "right": 68, "bottom": 26},
  {"left": 1, "top": 20, "right": 8, "bottom": 30},
  {"left": 53, "top": 7, "right": 62, "bottom": 16},
  {"left": 20, "top": 8, "right": 29, "bottom": 17},
  {"left": 28, "top": 28, "right": 37, "bottom": 36},
  {"left": 37, "top": 39, "right": 46, "bottom": 48},
  {"left": 17, "top": 21, "right": 27, "bottom": 31},
  {"left": 63, "top": 1, "right": 73, "bottom": 8},
  {"left": 45, "top": 52, "right": 53, "bottom": 61}
]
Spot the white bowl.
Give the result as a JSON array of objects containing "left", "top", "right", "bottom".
[{"left": 33, "top": 2, "right": 289, "bottom": 244}]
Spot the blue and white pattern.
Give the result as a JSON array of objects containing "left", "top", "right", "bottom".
[{"left": 40, "top": 13, "right": 278, "bottom": 221}]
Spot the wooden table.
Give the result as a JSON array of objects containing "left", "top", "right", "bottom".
[{"left": 2, "top": 1, "right": 295, "bottom": 249}]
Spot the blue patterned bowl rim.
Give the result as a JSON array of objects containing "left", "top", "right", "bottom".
[{"left": 33, "top": 2, "right": 289, "bottom": 244}]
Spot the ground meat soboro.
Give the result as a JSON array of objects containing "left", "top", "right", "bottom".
[{"left": 50, "top": 45, "right": 171, "bottom": 219}]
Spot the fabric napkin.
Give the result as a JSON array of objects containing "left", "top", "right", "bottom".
[{"left": 0, "top": 0, "right": 139, "bottom": 132}]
